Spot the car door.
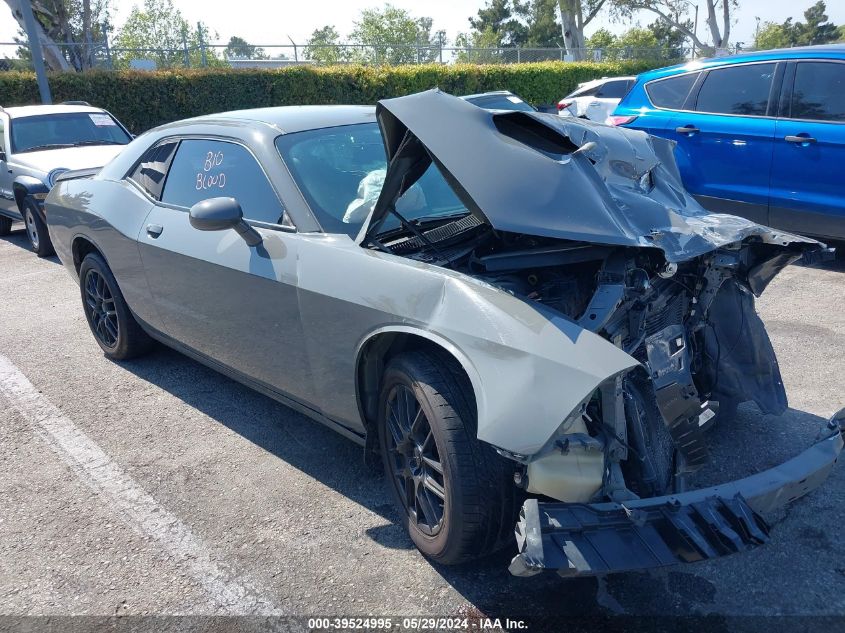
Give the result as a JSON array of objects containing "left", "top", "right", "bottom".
[
  {"left": 663, "top": 61, "right": 781, "bottom": 225},
  {"left": 0, "top": 114, "right": 17, "bottom": 216},
  {"left": 769, "top": 59, "right": 845, "bottom": 240},
  {"left": 136, "top": 137, "right": 316, "bottom": 404},
  {"left": 587, "top": 78, "right": 632, "bottom": 122}
]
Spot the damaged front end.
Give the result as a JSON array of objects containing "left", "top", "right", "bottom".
[
  {"left": 493, "top": 239, "right": 844, "bottom": 577},
  {"left": 366, "top": 89, "right": 842, "bottom": 576}
]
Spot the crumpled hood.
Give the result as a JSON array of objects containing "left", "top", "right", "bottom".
[
  {"left": 365, "top": 89, "right": 818, "bottom": 262},
  {"left": 12, "top": 144, "right": 126, "bottom": 175}
]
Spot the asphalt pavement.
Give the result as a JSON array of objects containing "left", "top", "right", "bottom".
[{"left": 0, "top": 223, "right": 843, "bottom": 631}]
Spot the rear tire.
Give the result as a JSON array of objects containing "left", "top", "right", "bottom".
[
  {"left": 377, "top": 350, "right": 518, "bottom": 565},
  {"left": 22, "top": 198, "right": 54, "bottom": 257},
  {"left": 0, "top": 216, "right": 11, "bottom": 236},
  {"left": 79, "top": 252, "right": 154, "bottom": 360}
]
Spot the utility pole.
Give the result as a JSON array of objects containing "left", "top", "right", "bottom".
[
  {"left": 19, "top": 0, "right": 52, "bottom": 104},
  {"left": 691, "top": 3, "right": 699, "bottom": 59}
]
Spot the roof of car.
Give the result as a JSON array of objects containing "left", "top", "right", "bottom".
[
  {"left": 639, "top": 44, "right": 845, "bottom": 82},
  {"left": 177, "top": 105, "right": 377, "bottom": 135},
  {"left": 1, "top": 104, "right": 105, "bottom": 118},
  {"left": 577, "top": 76, "right": 637, "bottom": 88}
]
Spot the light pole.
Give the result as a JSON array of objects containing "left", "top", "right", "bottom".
[
  {"left": 19, "top": 0, "right": 51, "bottom": 104},
  {"left": 692, "top": 4, "right": 699, "bottom": 58}
]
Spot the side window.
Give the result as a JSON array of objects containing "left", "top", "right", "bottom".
[
  {"left": 596, "top": 80, "right": 629, "bottom": 99},
  {"left": 695, "top": 63, "right": 776, "bottom": 116},
  {"left": 646, "top": 72, "right": 699, "bottom": 109},
  {"left": 128, "top": 140, "right": 178, "bottom": 200},
  {"left": 575, "top": 85, "right": 599, "bottom": 98},
  {"left": 161, "top": 139, "right": 286, "bottom": 225},
  {"left": 790, "top": 62, "right": 845, "bottom": 122}
]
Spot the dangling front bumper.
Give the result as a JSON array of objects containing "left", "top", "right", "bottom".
[{"left": 509, "top": 412, "right": 844, "bottom": 577}]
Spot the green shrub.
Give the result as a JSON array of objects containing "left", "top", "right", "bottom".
[{"left": 0, "top": 60, "right": 673, "bottom": 133}]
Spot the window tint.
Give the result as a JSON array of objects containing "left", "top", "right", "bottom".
[
  {"left": 161, "top": 139, "right": 285, "bottom": 225},
  {"left": 646, "top": 72, "right": 699, "bottom": 109},
  {"left": 596, "top": 80, "right": 630, "bottom": 99},
  {"left": 276, "top": 123, "right": 467, "bottom": 237},
  {"left": 790, "top": 62, "right": 845, "bottom": 122},
  {"left": 569, "top": 85, "right": 598, "bottom": 98},
  {"left": 10, "top": 112, "right": 130, "bottom": 153},
  {"left": 696, "top": 63, "right": 776, "bottom": 116},
  {"left": 129, "top": 140, "right": 178, "bottom": 200}
]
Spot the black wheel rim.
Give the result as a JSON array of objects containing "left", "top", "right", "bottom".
[
  {"left": 384, "top": 384, "right": 446, "bottom": 536},
  {"left": 84, "top": 270, "right": 119, "bottom": 348}
]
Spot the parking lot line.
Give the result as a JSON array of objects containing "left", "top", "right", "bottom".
[{"left": 0, "top": 352, "right": 282, "bottom": 615}]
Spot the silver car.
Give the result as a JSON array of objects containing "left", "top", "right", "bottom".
[
  {"left": 45, "top": 90, "right": 844, "bottom": 577},
  {"left": 0, "top": 102, "right": 132, "bottom": 256}
]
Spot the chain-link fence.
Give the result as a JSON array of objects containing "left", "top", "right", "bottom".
[{"left": 1, "top": 38, "right": 746, "bottom": 72}]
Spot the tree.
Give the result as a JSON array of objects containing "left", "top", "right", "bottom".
[
  {"left": 754, "top": 20, "right": 793, "bottom": 49},
  {"left": 3, "top": 0, "right": 112, "bottom": 70},
  {"left": 611, "top": 0, "right": 734, "bottom": 56},
  {"left": 225, "top": 35, "right": 266, "bottom": 60},
  {"left": 468, "top": 0, "right": 527, "bottom": 47},
  {"left": 587, "top": 26, "right": 616, "bottom": 48},
  {"left": 304, "top": 25, "right": 348, "bottom": 64},
  {"left": 647, "top": 17, "right": 689, "bottom": 57},
  {"left": 558, "top": 0, "right": 608, "bottom": 60},
  {"left": 753, "top": 2, "right": 839, "bottom": 50},
  {"left": 524, "top": 0, "right": 564, "bottom": 47},
  {"left": 795, "top": 1, "right": 838, "bottom": 45},
  {"left": 349, "top": 4, "right": 442, "bottom": 64},
  {"left": 455, "top": 26, "right": 505, "bottom": 62},
  {"left": 586, "top": 26, "right": 617, "bottom": 58},
  {"left": 113, "top": 0, "right": 219, "bottom": 68}
]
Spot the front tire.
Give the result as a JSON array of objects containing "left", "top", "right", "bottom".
[
  {"left": 22, "top": 198, "right": 54, "bottom": 257},
  {"left": 79, "top": 253, "right": 153, "bottom": 360},
  {"left": 0, "top": 216, "right": 12, "bottom": 236},
  {"left": 377, "top": 350, "right": 518, "bottom": 565}
]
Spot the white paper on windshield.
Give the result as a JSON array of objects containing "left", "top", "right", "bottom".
[
  {"left": 506, "top": 96, "right": 522, "bottom": 103},
  {"left": 89, "top": 113, "right": 116, "bottom": 126}
]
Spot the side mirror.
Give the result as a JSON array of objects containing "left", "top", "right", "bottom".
[
  {"left": 189, "top": 197, "right": 262, "bottom": 247},
  {"left": 0, "top": 149, "right": 6, "bottom": 162}
]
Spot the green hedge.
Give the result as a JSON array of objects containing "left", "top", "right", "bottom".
[{"left": 0, "top": 60, "right": 672, "bottom": 133}]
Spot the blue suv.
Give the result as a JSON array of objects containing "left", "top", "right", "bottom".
[{"left": 613, "top": 45, "right": 845, "bottom": 241}]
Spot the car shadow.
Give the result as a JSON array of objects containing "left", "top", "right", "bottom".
[
  {"left": 118, "top": 345, "right": 841, "bottom": 629},
  {"left": 0, "top": 226, "right": 61, "bottom": 264}
]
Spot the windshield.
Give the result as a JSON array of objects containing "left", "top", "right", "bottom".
[
  {"left": 276, "top": 122, "right": 467, "bottom": 237},
  {"left": 10, "top": 112, "right": 131, "bottom": 153}
]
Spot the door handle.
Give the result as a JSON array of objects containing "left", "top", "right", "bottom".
[
  {"left": 785, "top": 135, "right": 816, "bottom": 145},
  {"left": 675, "top": 125, "right": 700, "bottom": 135},
  {"left": 146, "top": 223, "right": 163, "bottom": 238}
]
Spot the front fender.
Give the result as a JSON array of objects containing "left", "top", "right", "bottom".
[
  {"left": 420, "top": 276, "right": 639, "bottom": 455},
  {"left": 13, "top": 175, "right": 48, "bottom": 218}
]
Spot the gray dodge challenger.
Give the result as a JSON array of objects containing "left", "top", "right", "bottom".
[{"left": 45, "top": 90, "right": 844, "bottom": 577}]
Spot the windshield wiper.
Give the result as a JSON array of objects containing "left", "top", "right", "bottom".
[
  {"left": 19, "top": 143, "right": 75, "bottom": 152},
  {"left": 73, "top": 140, "right": 126, "bottom": 146}
]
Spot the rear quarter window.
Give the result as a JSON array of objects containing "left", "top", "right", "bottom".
[
  {"left": 790, "top": 61, "right": 845, "bottom": 122},
  {"left": 645, "top": 72, "right": 700, "bottom": 109},
  {"left": 596, "top": 80, "right": 631, "bottom": 99}
]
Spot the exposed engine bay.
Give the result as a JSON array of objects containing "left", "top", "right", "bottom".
[
  {"left": 362, "top": 89, "right": 842, "bottom": 576},
  {"left": 376, "top": 213, "right": 817, "bottom": 503}
]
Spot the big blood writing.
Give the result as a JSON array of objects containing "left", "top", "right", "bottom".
[{"left": 196, "top": 150, "right": 226, "bottom": 190}]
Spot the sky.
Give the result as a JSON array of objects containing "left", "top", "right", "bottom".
[{"left": 1, "top": 0, "right": 844, "bottom": 52}]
